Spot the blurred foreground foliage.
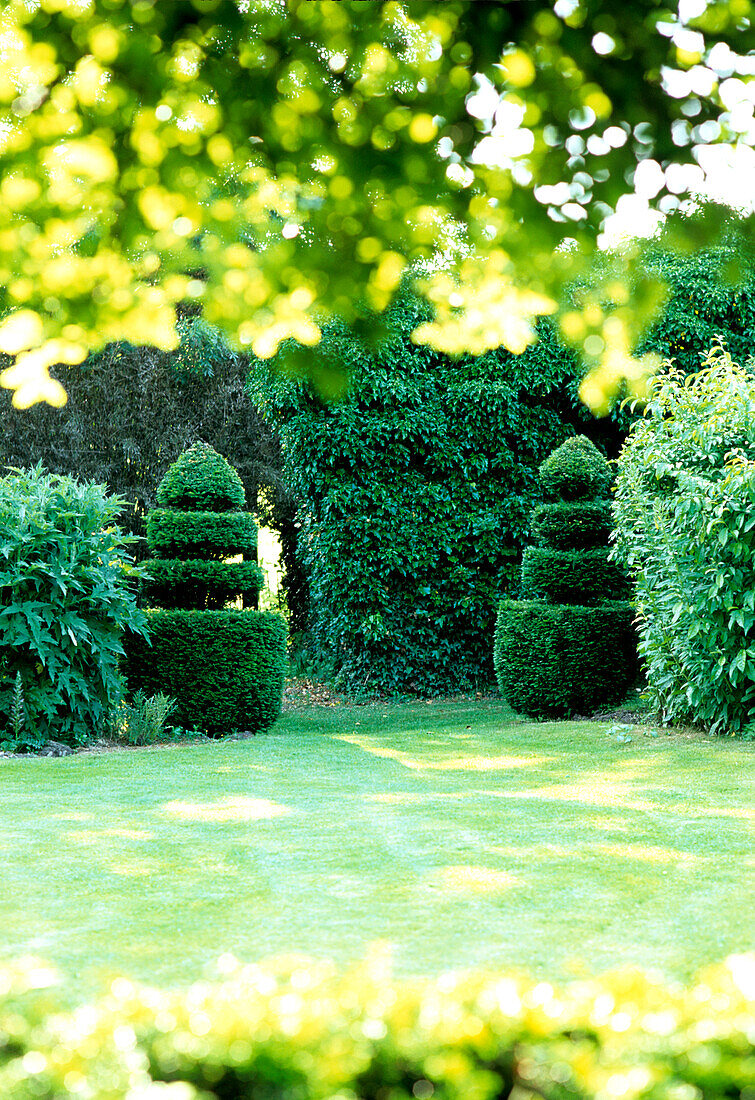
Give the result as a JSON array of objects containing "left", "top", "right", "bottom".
[
  {"left": 0, "top": 951, "right": 752, "bottom": 1099},
  {"left": 2, "top": 0, "right": 755, "bottom": 411}
]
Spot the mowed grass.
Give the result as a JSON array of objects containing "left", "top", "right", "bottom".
[{"left": 3, "top": 699, "right": 753, "bottom": 999}]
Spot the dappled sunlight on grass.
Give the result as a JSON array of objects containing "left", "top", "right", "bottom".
[
  {"left": 0, "top": 701, "right": 751, "bottom": 995},
  {"left": 337, "top": 733, "right": 550, "bottom": 772},
  {"left": 486, "top": 841, "right": 706, "bottom": 866},
  {"left": 486, "top": 781, "right": 660, "bottom": 811},
  {"left": 427, "top": 865, "right": 520, "bottom": 894},
  {"left": 67, "top": 828, "right": 154, "bottom": 843},
  {"left": 161, "top": 796, "right": 291, "bottom": 823},
  {"left": 109, "top": 859, "right": 163, "bottom": 878}
]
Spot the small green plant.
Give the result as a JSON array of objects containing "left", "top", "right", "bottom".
[
  {"left": 0, "top": 672, "right": 39, "bottom": 752},
  {"left": 118, "top": 691, "right": 177, "bottom": 746},
  {"left": 11, "top": 672, "right": 24, "bottom": 741}
]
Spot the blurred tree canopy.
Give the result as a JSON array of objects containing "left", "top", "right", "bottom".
[{"left": 1, "top": 0, "right": 755, "bottom": 411}]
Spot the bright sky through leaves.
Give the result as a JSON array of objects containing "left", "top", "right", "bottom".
[{"left": 1, "top": 0, "right": 755, "bottom": 412}]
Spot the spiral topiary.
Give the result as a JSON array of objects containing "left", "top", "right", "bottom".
[
  {"left": 124, "top": 442, "right": 286, "bottom": 735},
  {"left": 494, "top": 435, "right": 637, "bottom": 718}
]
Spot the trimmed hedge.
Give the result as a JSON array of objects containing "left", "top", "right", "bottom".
[
  {"left": 146, "top": 508, "right": 258, "bottom": 559},
  {"left": 539, "top": 433, "right": 613, "bottom": 500},
  {"left": 127, "top": 442, "right": 286, "bottom": 734},
  {"left": 0, "top": 953, "right": 752, "bottom": 1098},
  {"left": 495, "top": 436, "right": 637, "bottom": 718},
  {"left": 521, "top": 546, "right": 631, "bottom": 603},
  {"left": 143, "top": 559, "right": 264, "bottom": 608},
  {"left": 124, "top": 610, "right": 286, "bottom": 735},
  {"left": 531, "top": 500, "right": 612, "bottom": 549},
  {"left": 495, "top": 599, "right": 638, "bottom": 718},
  {"left": 156, "top": 440, "right": 246, "bottom": 511}
]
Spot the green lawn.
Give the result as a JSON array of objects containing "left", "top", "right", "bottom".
[{"left": 3, "top": 699, "right": 753, "bottom": 999}]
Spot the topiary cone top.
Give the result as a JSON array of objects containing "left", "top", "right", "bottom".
[
  {"left": 538, "top": 435, "right": 612, "bottom": 502},
  {"left": 156, "top": 442, "right": 245, "bottom": 512}
]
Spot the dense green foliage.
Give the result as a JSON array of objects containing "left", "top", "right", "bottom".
[
  {"left": 156, "top": 441, "right": 246, "bottom": 512},
  {"left": 637, "top": 241, "right": 755, "bottom": 375},
  {"left": 146, "top": 508, "right": 258, "bottom": 559},
  {"left": 0, "top": 322, "right": 284, "bottom": 556},
  {"left": 521, "top": 546, "right": 630, "bottom": 604},
  {"left": 538, "top": 433, "right": 615, "bottom": 499},
  {"left": 495, "top": 600, "right": 637, "bottom": 719},
  {"left": 252, "top": 298, "right": 592, "bottom": 695},
  {"left": 125, "top": 609, "right": 286, "bottom": 736},
  {"left": 127, "top": 442, "right": 285, "bottom": 734},
  {"left": 530, "top": 500, "right": 612, "bottom": 549},
  {"left": 0, "top": 953, "right": 752, "bottom": 1099},
  {"left": 0, "top": 465, "right": 147, "bottom": 747},
  {"left": 613, "top": 343, "right": 755, "bottom": 735},
  {"left": 496, "top": 436, "right": 636, "bottom": 718},
  {"left": 143, "top": 559, "right": 264, "bottom": 610}
]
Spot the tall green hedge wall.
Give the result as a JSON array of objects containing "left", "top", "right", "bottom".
[{"left": 251, "top": 296, "right": 598, "bottom": 695}]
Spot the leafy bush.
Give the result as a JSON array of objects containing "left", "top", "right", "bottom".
[
  {"left": 495, "top": 436, "right": 637, "bottom": 718},
  {"left": 521, "top": 546, "right": 630, "bottom": 603},
  {"left": 0, "top": 465, "right": 147, "bottom": 747},
  {"left": 613, "top": 342, "right": 755, "bottom": 734},
  {"left": 126, "top": 443, "right": 286, "bottom": 734},
  {"left": 146, "top": 508, "right": 258, "bottom": 559},
  {"left": 0, "top": 953, "right": 752, "bottom": 1099},
  {"left": 250, "top": 297, "right": 604, "bottom": 695},
  {"left": 143, "top": 558, "right": 264, "bottom": 609},
  {"left": 125, "top": 610, "right": 287, "bottom": 735}
]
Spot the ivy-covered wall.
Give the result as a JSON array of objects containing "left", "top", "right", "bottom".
[{"left": 251, "top": 297, "right": 594, "bottom": 695}]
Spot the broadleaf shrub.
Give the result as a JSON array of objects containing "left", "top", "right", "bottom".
[
  {"left": 0, "top": 465, "right": 147, "bottom": 746},
  {"left": 496, "top": 436, "right": 637, "bottom": 717},
  {"left": 0, "top": 954, "right": 752, "bottom": 1099},
  {"left": 612, "top": 342, "right": 755, "bottom": 734}
]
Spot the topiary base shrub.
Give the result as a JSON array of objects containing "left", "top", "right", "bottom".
[
  {"left": 495, "top": 600, "right": 638, "bottom": 719},
  {"left": 494, "top": 436, "right": 638, "bottom": 719},
  {"left": 125, "top": 611, "right": 286, "bottom": 735}
]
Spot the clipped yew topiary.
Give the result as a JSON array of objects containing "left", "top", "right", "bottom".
[
  {"left": 125, "top": 442, "right": 286, "bottom": 735},
  {"left": 494, "top": 435, "right": 637, "bottom": 718}
]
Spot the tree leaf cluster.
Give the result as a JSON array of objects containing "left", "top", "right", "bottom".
[{"left": 2, "top": 1, "right": 755, "bottom": 409}]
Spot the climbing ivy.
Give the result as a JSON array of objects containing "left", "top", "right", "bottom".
[{"left": 251, "top": 296, "right": 589, "bottom": 695}]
